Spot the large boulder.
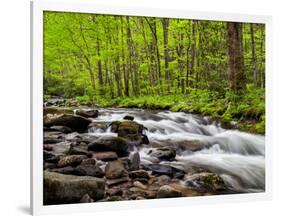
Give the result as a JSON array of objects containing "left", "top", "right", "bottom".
[
  {"left": 43, "top": 171, "right": 105, "bottom": 204},
  {"left": 110, "top": 121, "right": 147, "bottom": 143},
  {"left": 105, "top": 160, "right": 127, "bottom": 179},
  {"left": 44, "top": 114, "right": 91, "bottom": 133},
  {"left": 76, "top": 109, "right": 99, "bottom": 118},
  {"left": 88, "top": 136, "right": 129, "bottom": 156}
]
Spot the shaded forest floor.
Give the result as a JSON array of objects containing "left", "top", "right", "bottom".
[{"left": 46, "top": 85, "right": 265, "bottom": 134}]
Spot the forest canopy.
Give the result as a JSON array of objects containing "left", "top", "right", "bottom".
[{"left": 43, "top": 11, "right": 265, "bottom": 134}]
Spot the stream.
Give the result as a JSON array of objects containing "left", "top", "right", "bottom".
[{"left": 89, "top": 108, "right": 265, "bottom": 193}]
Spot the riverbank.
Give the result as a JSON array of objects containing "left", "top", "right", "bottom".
[{"left": 45, "top": 86, "right": 265, "bottom": 134}]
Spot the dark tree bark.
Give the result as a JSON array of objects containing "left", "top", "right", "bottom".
[
  {"left": 226, "top": 22, "right": 246, "bottom": 91},
  {"left": 250, "top": 23, "right": 258, "bottom": 87},
  {"left": 162, "top": 18, "right": 170, "bottom": 93},
  {"left": 190, "top": 20, "right": 196, "bottom": 88}
]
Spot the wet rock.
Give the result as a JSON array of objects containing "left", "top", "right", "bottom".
[
  {"left": 174, "top": 140, "right": 205, "bottom": 152},
  {"left": 105, "top": 160, "right": 127, "bottom": 179},
  {"left": 133, "top": 181, "right": 147, "bottom": 190},
  {"left": 93, "top": 151, "right": 118, "bottom": 161},
  {"left": 107, "top": 188, "right": 123, "bottom": 196},
  {"left": 81, "top": 158, "right": 96, "bottom": 165},
  {"left": 44, "top": 136, "right": 64, "bottom": 144},
  {"left": 129, "top": 170, "right": 149, "bottom": 180},
  {"left": 88, "top": 136, "right": 129, "bottom": 156},
  {"left": 74, "top": 164, "right": 104, "bottom": 177},
  {"left": 123, "top": 115, "right": 134, "bottom": 121},
  {"left": 43, "top": 171, "right": 105, "bottom": 204},
  {"left": 44, "top": 162, "right": 57, "bottom": 170},
  {"left": 76, "top": 109, "right": 99, "bottom": 118},
  {"left": 141, "top": 134, "right": 149, "bottom": 145},
  {"left": 149, "top": 147, "right": 176, "bottom": 161},
  {"left": 43, "top": 144, "right": 54, "bottom": 151},
  {"left": 43, "top": 150, "right": 56, "bottom": 160},
  {"left": 88, "top": 122, "right": 109, "bottom": 132},
  {"left": 57, "top": 155, "right": 88, "bottom": 168},
  {"left": 67, "top": 146, "right": 92, "bottom": 157},
  {"left": 143, "top": 164, "right": 185, "bottom": 179},
  {"left": 185, "top": 172, "right": 226, "bottom": 192},
  {"left": 52, "top": 166, "right": 76, "bottom": 175},
  {"left": 157, "top": 185, "right": 182, "bottom": 198},
  {"left": 129, "top": 152, "right": 140, "bottom": 170},
  {"left": 106, "top": 177, "right": 131, "bottom": 186},
  {"left": 109, "top": 121, "right": 121, "bottom": 133},
  {"left": 44, "top": 114, "right": 91, "bottom": 133},
  {"left": 43, "top": 151, "right": 60, "bottom": 163},
  {"left": 80, "top": 194, "right": 93, "bottom": 203},
  {"left": 43, "top": 107, "right": 73, "bottom": 116},
  {"left": 50, "top": 126, "right": 72, "bottom": 133},
  {"left": 44, "top": 98, "right": 65, "bottom": 107},
  {"left": 117, "top": 121, "right": 144, "bottom": 141}
]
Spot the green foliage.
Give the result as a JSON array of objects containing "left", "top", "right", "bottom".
[{"left": 43, "top": 12, "right": 266, "bottom": 134}]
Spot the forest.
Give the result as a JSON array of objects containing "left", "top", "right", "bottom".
[
  {"left": 43, "top": 12, "right": 265, "bottom": 134},
  {"left": 43, "top": 12, "right": 266, "bottom": 204}
]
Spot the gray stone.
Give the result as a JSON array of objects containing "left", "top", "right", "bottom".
[{"left": 43, "top": 171, "right": 105, "bottom": 204}]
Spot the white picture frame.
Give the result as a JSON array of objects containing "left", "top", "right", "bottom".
[{"left": 31, "top": 0, "right": 273, "bottom": 215}]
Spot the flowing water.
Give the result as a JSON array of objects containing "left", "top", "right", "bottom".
[{"left": 88, "top": 108, "right": 265, "bottom": 193}]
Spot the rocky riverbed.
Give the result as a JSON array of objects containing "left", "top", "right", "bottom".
[{"left": 43, "top": 105, "right": 265, "bottom": 205}]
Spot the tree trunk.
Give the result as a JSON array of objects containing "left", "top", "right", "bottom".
[
  {"left": 162, "top": 18, "right": 170, "bottom": 93},
  {"left": 226, "top": 22, "right": 245, "bottom": 91}
]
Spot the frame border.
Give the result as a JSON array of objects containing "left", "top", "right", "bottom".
[{"left": 31, "top": 0, "right": 273, "bottom": 215}]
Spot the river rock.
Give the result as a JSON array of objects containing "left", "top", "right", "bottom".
[
  {"left": 80, "top": 194, "right": 93, "bottom": 203},
  {"left": 149, "top": 147, "right": 176, "bottom": 161},
  {"left": 123, "top": 115, "right": 134, "bottom": 121},
  {"left": 105, "top": 160, "right": 127, "bottom": 179},
  {"left": 67, "top": 145, "right": 92, "bottom": 157},
  {"left": 50, "top": 125, "right": 72, "bottom": 133},
  {"left": 185, "top": 172, "right": 226, "bottom": 192},
  {"left": 93, "top": 151, "right": 118, "bottom": 161},
  {"left": 88, "top": 136, "right": 129, "bottom": 156},
  {"left": 129, "top": 169, "right": 149, "bottom": 180},
  {"left": 133, "top": 181, "right": 147, "bottom": 190},
  {"left": 74, "top": 164, "right": 104, "bottom": 177},
  {"left": 129, "top": 152, "right": 140, "bottom": 170},
  {"left": 174, "top": 139, "right": 205, "bottom": 152},
  {"left": 157, "top": 185, "right": 182, "bottom": 198},
  {"left": 57, "top": 155, "right": 88, "bottom": 168},
  {"left": 110, "top": 120, "right": 145, "bottom": 142},
  {"left": 81, "top": 158, "right": 96, "bottom": 165},
  {"left": 143, "top": 164, "right": 185, "bottom": 179},
  {"left": 44, "top": 98, "right": 64, "bottom": 107},
  {"left": 44, "top": 114, "right": 91, "bottom": 133},
  {"left": 52, "top": 166, "right": 76, "bottom": 175},
  {"left": 88, "top": 122, "right": 109, "bottom": 132},
  {"left": 76, "top": 109, "right": 99, "bottom": 118},
  {"left": 43, "top": 171, "right": 105, "bottom": 204},
  {"left": 106, "top": 176, "right": 131, "bottom": 186},
  {"left": 117, "top": 121, "right": 144, "bottom": 141}
]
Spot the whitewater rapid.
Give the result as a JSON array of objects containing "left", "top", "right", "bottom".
[{"left": 89, "top": 108, "right": 265, "bottom": 193}]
